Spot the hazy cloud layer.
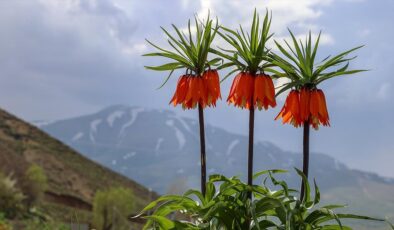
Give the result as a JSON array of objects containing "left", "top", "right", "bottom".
[{"left": 0, "top": 0, "right": 393, "bottom": 176}]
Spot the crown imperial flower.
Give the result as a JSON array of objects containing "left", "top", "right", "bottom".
[
  {"left": 170, "top": 70, "right": 221, "bottom": 109},
  {"left": 227, "top": 72, "right": 276, "bottom": 110},
  {"left": 275, "top": 88, "right": 330, "bottom": 129}
]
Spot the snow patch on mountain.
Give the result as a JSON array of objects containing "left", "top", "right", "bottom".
[
  {"left": 123, "top": 152, "right": 136, "bottom": 159},
  {"left": 72, "top": 132, "right": 84, "bottom": 142},
  {"left": 226, "top": 139, "right": 240, "bottom": 156},
  {"left": 119, "top": 108, "right": 144, "bottom": 137},
  {"left": 166, "top": 119, "right": 186, "bottom": 150},
  {"left": 155, "top": 138, "right": 164, "bottom": 152},
  {"left": 175, "top": 116, "right": 192, "bottom": 133},
  {"left": 90, "top": 119, "right": 102, "bottom": 132},
  {"left": 107, "top": 110, "right": 124, "bottom": 127},
  {"left": 89, "top": 119, "right": 102, "bottom": 142}
]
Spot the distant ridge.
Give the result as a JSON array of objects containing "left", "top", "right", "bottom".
[
  {"left": 39, "top": 105, "right": 394, "bottom": 191},
  {"left": 0, "top": 107, "right": 156, "bottom": 223},
  {"left": 38, "top": 105, "right": 394, "bottom": 228}
]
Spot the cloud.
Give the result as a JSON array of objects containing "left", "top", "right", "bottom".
[
  {"left": 0, "top": 0, "right": 151, "bottom": 120},
  {"left": 1, "top": 0, "right": 394, "bottom": 178},
  {"left": 194, "top": 0, "right": 334, "bottom": 34}
]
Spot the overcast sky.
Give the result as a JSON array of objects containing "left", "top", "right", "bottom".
[{"left": 1, "top": 0, "right": 393, "bottom": 177}]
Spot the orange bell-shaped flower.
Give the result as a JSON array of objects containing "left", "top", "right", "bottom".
[
  {"left": 309, "top": 89, "right": 330, "bottom": 129},
  {"left": 170, "top": 71, "right": 222, "bottom": 110},
  {"left": 276, "top": 88, "right": 330, "bottom": 129},
  {"left": 183, "top": 76, "right": 207, "bottom": 109},
  {"left": 228, "top": 72, "right": 276, "bottom": 110},
  {"left": 227, "top": 72, "right": 254, "bottom": 109},
  {"left": 202, "top": 70, "right": 221, "bottom": 107},
  {"left": 170, "top": 75, "right": 208, "bottom": 110},
  {"left": 170, "top": 75, "right": 190, "bottom": 106},
  {"left": 253, "top": 74, "right": 276, "bottom": 110},
  {"left": 275, "top": 90, "right": 302, "bottom": 127},
  {"left": 299, "top": 88, "right": 310, "bottom": 122}
]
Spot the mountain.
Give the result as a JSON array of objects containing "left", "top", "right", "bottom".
[
  {"left": 38, "top": 105, "right": 394, "bottom": 229},
  {"left": 0, "top": 107, "right": 155, "bottom": 225}
]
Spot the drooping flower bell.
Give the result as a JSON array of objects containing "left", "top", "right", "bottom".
[
  {"left": 202, "top": 70, "right": 221, "bottom": 107},
  {"left": 275, "top": 90, "right": 302, "bottom": 127},
  {"left": 309, "top": 89, "right": 330, "bottom": 129},
  {"left": 227, "top": 72, "right": 254, "bottom": 109},
  {"left": 170, "top": 70, "right": 221, "bottom": 109},
  {"left": 253, "top": 74, "right": 276, "bottom": 110},
  {"left": 275, "top": 88, "right": 330, "bottom": 129},
  {"left": 227, "top": 72, "right": 276, "bottom": 110},
  {"left": 170, "top": 75, "right": 190, "bottom": 107},
  {"left": 184, "top": 76, "right": 207, "bottom": 109}
]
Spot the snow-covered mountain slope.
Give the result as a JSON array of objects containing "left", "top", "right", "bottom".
[{"left": 38, "top": 105, "right": 394, "bottom": 195}]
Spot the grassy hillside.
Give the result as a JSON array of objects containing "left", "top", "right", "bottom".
[{"left": 0, "top": 108, "right": 156, "bottom": 226}]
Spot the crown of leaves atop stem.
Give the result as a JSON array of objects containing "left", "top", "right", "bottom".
[
  {"left": 270, "top": 30, "right": 366, "bottom": 96},
  {"left": 144, "top": 14, "right": 221, "bottom": 88},
  {"left": 211, "top": 9, "right": 274, "bottom": 81}
]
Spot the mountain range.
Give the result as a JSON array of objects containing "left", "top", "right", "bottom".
[
  {"left": 35, "top": 105, "right": 394, "bottom": 229},
  {"left": 0, "top": 107, "right": 154, "bottom": 227},
  {"left": 38, "top": 105, "right": 394, "bottom": 192},
  {"left": 32, "top": 105, "right": 394, "bottom": 229}
]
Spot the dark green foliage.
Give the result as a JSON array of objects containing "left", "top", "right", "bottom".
[
  {"left": 139, "top": 169, "right": 391, "bottom": 230},
  {"left": 0, "top": 173, "right": 25, "bottom": 219},
  {"left": 92, "top": 187, "right": 135, "bottom": 230},
  {"left": 0, "top": 213, "right": 12, "bottom": 230},
  {"left": 22, "top": 218, "right": 71, "bottom": 230},
  {"left": 22, "top": 164, "right": 48, "bottom": 208}
]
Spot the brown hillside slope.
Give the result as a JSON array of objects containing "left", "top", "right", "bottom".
[{"left": 0, "top": 108, "right": 156, "bottom": 217}]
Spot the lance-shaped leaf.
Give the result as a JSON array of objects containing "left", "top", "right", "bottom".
[
  {"left": 144, "top": 13, "right": 221, "bottom": 87},
  {"left": 271, "top": 30, "right": 366, "bottom": 95},
  {"left": 212, "top": 9, "right": 273, "bottom": 75}
]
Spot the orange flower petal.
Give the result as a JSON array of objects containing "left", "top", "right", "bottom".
[
  {"left": 227, "top": 72, "right": 254, "bottom": 109},
  {"left": 203, "top": 70, "right": 221, "bottom": 107},
  {"left": 170, "top": 75, "right": 189, "bottom": 106},
  {"left": 275, "top": 90, "right": 301, "bottom": 127},
  {"left": 309, "top": 90, "right": 320, "bottom": 117},
  {"left": 317, "top": 89, "right": 330, "bottom": 127},
  {"left": 299, "top": 88, "right": 310, "bottom": 121}
]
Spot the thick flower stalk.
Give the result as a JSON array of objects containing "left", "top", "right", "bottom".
[
  {"left": 271, "top": 30, "right": 365, "bottom": 200},
  {"left": 211, "top": 10, "right": 276, "bottom": 202},
  {"left": 144, "top": 15, "right": 220, "bottom": 196}
]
